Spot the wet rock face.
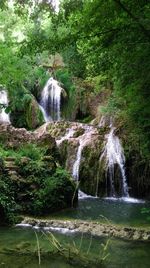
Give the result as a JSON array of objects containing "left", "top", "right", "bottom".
[
  {"left": 79, "top": 139, "right": 106, "bottom": 196},
  {"left": 45, "top": 121, "right": 108, "bottom": 197},
  {"left": 25, "top": 97, "right": 44, "bottom": 129},
  {"left": 10, "top": 95, "right": 44, "bottom": 130},
  {"left": 126, "top": 152, "right": 150, "bottom": 199}
]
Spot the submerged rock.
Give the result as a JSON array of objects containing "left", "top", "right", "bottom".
[{"left": 21, "top": 217, "right": 150, "bottom": 242}]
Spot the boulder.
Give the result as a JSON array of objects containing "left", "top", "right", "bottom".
[
  {"left": 25, "top": 96, "right": 44, "bottom": 129},
  {"left": 0, "top": 123, "right": 56, "bottom": 153}
]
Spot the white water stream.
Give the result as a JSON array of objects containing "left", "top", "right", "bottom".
[
  {"left": 71, "top": 126, "right": 97, "bottom": 199},
  {"left": 56, "top": 128, "right": 75, "bottom": 146},
  {"left": 40, "top": 77, "right": 62, "bottom": 122},
  {"left": 0, "top": 90, "right": 10, "bottom": 124},
  {"left": 55, "top": 121, "right": 143, "bottom": 202},
  {"left": 72, "top": 126, "right": 94, "bottom": 181},
  {"left": 100, "top": 127, "right": 129, "bottom": 198}
]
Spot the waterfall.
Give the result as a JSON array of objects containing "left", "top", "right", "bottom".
[
  {"left": 38, "top": 104, "right": 52, "bottom": 122},
  {"left": 72, "top": 126, "right": 94, "bottom": 181},
  {"left": 0, "top": 90, "right": 10, "bottom": 124},
  {"left": 71, "top": 126, "right": 97, "bottom": 199},
  {"left": 56, "top": 128, "right": 75, "bottom": 146},
  {"left": 72, "top": 141, "right": 84, "bottom": 181},
  {"left": 101, "top": 127, "right": 129, "bottom": 197},
  {"left": 72, "top": 126, "right": 98, "bottom": 199},
  {"left": 56, "top": 124, "right": 96, "bottom": 198},
  {"left": 40, "top": 77, "right": 62, "bottom": 122}
]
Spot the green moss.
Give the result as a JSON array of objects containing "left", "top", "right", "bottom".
[
  {"left": 79, "top": 142, "right": 106, "bottom": 196},
  {"left": 26, "top": 98, "right": 44, "bottom": 129},
  {"left": 0, "top": 159, "right": 16, "bottom": 225},
  {"left": 73, "top": 128, "right": 85, "bottom": 138}
]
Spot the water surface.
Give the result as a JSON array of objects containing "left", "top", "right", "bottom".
[
  {"left": 50, "top": 198, "right": 150, "bottom": 227},
  {"left": 0, "top": 227, "right": 150, "bottom": 268}
]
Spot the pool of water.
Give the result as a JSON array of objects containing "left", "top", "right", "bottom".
[
  {"left": 0, "top": 227, "right": 150, "bottom": 268},
  {"left": 49, "top": 198, "right": 150, "bottom": 227}
]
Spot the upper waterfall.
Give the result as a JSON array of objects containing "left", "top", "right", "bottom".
[
  {"left": 100, "top": 127, "right": 129, "bottom": 197},
  {"left": 40, "top": 77, "right": 62, "bottom": 122},
  {"left": 0, "top": 90, "right": 10, "bottom": 124}
]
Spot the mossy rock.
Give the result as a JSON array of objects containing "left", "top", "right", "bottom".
[
  {"left": 73, "top": 128, "right": 85, "bottom": 138},
  {"left": 47, "top": 122, "right": 70, "bottom": 138},
  {"left": 26, "top": 97, "right": 44, "bottom": 129},
  {"left": 79, "top": 140, "right": 107, "bottom": 197}
]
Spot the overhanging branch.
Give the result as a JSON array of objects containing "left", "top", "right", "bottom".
[{"left": 113, "top": 0, "right": 150, "bottom": 40}]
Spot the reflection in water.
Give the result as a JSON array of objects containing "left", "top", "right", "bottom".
[
  {"left": 0, "top": 227, "right": 150, "bottom": 268},
  {"left": 51, "top": 198, "right": 149, "bottom": 227}
]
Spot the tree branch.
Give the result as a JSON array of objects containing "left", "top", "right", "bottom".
[{"left": 113, "top": 0, "right": 150, "bottom": 40}]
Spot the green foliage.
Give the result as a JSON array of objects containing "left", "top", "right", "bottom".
[
  {"left": 141, "top": 208, "right": 150, "bottom": 222},
  {"left": 17, "top": 144, "right": 47, "bottom": 161},
  {"left": 0, "top": 143, "right": 47, "bottom": 162},
  {"left": 0, "top": 177, "right": 16, "bottom": 224},
  {"left": 31, "top": 167, "right": 76, "bottom": 215},
  {"left": 0, "top": 143, "right": 18, "bottom": 158},
  {"left": 55, "top": 69, "right": 75, "bottom": 94},
  {"left": 0, "top": 159, "right": 16, "bottom": 224},
  {"left": 0, "top": 142, "right": 76, "bottom": 220}
]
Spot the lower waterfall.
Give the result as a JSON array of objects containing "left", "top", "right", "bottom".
[
  {"left": 101, "top": 127, "right": 129, "bottom": 198},
  {"left": 48, "top": 121, "right": 144, "bottom": 202},
  {"left": 71, "top": 126, "right": 96, "bottom": 199},
  {"left": 0, "top": 90, "right": 10, "bottom": 124},
  {"left": 72, "top": 126, "right": 94, "bottom": 181},
  {"left": 56, "top": 124, "right": 96, "bottom": 199}
]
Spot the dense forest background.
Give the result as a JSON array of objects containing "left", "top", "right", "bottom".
[{"left": 0, "top": 0, "right": 149, "bottom": 161}]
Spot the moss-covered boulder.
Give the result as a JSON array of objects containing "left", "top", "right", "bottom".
[
  {"left": 125, "top": 150, "right": 150, "bottom": 198},
  {"left": 25, "top": 97, "right": 44, "bottom": 129},
  {"left": 10, "top": 94, "right": 44, "bottom": 130},
  {"left": 79, "top": 139, "right": 106, "bottom": 196}
]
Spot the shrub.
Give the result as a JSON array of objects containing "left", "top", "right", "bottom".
[
  {"left": 0, "top": 159, "right": 16, "bottom": 225},
  {"left": 17, "top": 144, "right": 47, "bottom": 161},
  {"left": 30, "top": 167, "right": 77, "bottom": 215}
]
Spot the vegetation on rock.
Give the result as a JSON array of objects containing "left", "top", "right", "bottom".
[{"left": 0, "top": 127, "right": 77, "bottom": 224}]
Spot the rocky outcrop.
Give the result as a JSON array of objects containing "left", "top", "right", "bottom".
[
  {"left": 0, "top": 123, "right": 56, "bottom": 152},
  {"left": 10, "top": 94, "right": 44, "bottom": 130},
  {"left": 39, "top": 121, "right": 109, "bottom": 197},
  {"left": 21, "top": 217, "right": 150, "bottom": 242},
  {"left": 25, "top": 96, "right": 44, "bottom": 129}
]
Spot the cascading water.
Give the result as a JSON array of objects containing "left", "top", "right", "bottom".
[
  {"left": 0, "top": 90, "right": 10, "bottom": 124},
  {"left": 38, "top": 104, "right": 52, "bottom": 122},
  {"left": 72, "top": 141, "right": 83, "bottom": 181},
  {"left": 72, "top": 126, "right": 94, "bottom": 181},
  {"left": 40, "top": 77, "right": 62, "bottom": 122},
  {"left": 72, "top": 126, "right": 97, "bottom": 199},
  {"left": 56, "top": 128, "right": 75, "bottom": 146},
  {"left": 56, "top": 123, "right": 96, "bottom": 198},
  {"left": 101, "top": 127, "right": 129, "bottom": 198}
]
